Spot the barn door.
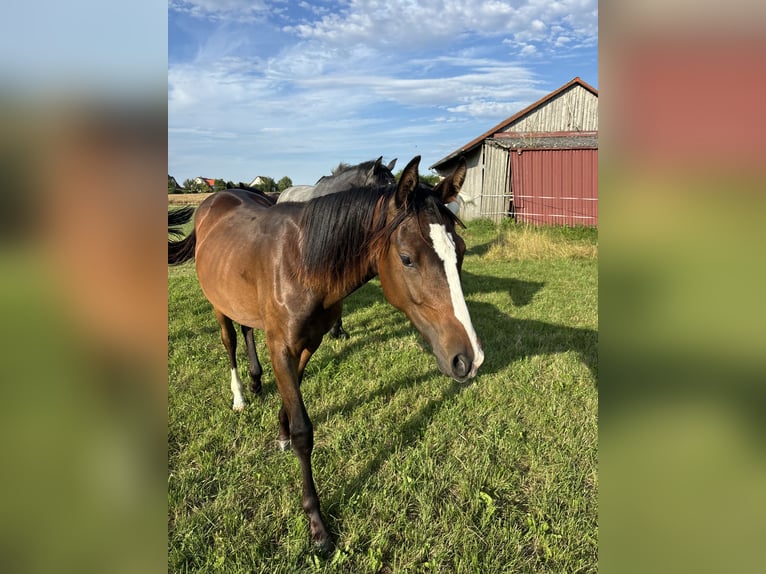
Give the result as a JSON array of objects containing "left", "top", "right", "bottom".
[{"left": 510, "top": 148, "right": 598, "bottom": 226}]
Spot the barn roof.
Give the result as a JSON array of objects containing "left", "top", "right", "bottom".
[{"left": 429, "top": 77, "right": 598, "bottom": 170}]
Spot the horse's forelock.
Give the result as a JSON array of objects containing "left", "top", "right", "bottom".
[{"left": 368, "top": 184, "right": 460, "bottom": 261}]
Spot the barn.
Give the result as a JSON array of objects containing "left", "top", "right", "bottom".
[{"left": 430, "top": 77, "right": 598, "bottom": 226}]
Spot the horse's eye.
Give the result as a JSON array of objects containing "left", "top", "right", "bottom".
[{"left": 400, "top": 254, "right": 413, "bottom": 267}]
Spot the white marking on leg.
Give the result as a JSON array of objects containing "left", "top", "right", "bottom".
[
  {"left": 429, "top": 223, "right": 485, "bottom": 376},
  {"left": 230, "top": 368, "right": 246, "bottom": 411}
]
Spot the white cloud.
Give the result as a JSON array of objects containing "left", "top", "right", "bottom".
[
  {"left": 285, "top": 0, "right": 597, "bottom": 53},
  {"left": 168, "top": 0, "right": 597, "bottom": 183},
  {"left": 297, "top": 1, "right": 330, "bottom": 16},
  {"left": 169, "top": 0, "right": 273, "bottom": 21},
  {"left": 168, "top": 45, "right": 550, "bottom": 182}
]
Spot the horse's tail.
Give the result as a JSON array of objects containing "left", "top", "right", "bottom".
[{"left": 168, "top": 206, "right": 197, "bottom": 265}]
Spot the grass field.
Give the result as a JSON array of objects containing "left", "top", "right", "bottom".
[{"left": 168, "top": 218, "right": 598, "bottom": 573}]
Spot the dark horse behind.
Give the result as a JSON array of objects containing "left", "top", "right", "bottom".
[
  {"left": 168, "top": 156, "right": 482, "bottom": 553},
  {"left": 277, "top": 156, "right": 397, "bottom": 203}
]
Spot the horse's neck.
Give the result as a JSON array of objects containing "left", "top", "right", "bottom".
[
  {"left": 322, "top": 266, "right": 377, "bottom": 306},
  {"left": 316, "top": 170, "right": 358, "bottom": 193}
]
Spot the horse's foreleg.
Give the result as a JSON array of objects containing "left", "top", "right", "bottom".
[
  {"left": 276, "top": 347, "right": 315, "bottom": 451},
  {"left": 328, "top": 316, "right": 349, "bottom": 339},
  {"left": 214, "top": 309, "right": 246, "bottom": 411},
  {"left": 277, "top": 403, "right": 290, "bottom": 451},
  {"left": 240, "top": 325, "right": 263, "bottom": 395},
  {"left": 269, "top": 343, "right": 331, "bottom": 553},
  {"left": 291, "top": 403, "right": 331, "bottom": 554},
  {"left": 328, "top": 302, "right": 349, "bottom": 340}
]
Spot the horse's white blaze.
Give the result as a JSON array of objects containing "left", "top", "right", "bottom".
[
  {"left": 428, "top": 223, "right": 484, "bottom": 377},
  {"left": 230, "top": 368, "right": 246, "bottom": 411}
]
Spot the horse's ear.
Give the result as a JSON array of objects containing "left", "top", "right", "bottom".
[
  {"left": 432, "top": 157, "right": 466, "bottom": 204},
  {"left": 395, "top": 156, "right": 421, "bottom": 207},
  {"left": 369, "top": 156, "right": 384, "bottom": 178},
  {"left": 387, "top": 158, "right": 397, "bottom": 171}
]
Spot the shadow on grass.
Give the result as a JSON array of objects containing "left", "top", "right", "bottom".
[
  {"left": 308, "top": 301, "right": 596, "bottom": 547},
  {"left": 340, "top": 269, "right": 545, "bottom": 320},
  {"left": 320, "top": 375, "right": 464, "bottom": 541},
  {"left": 169, "top": 258, "right": 597, "bottom": 558},
  {"left": 464, "top": 238, "right": 495, "bottom": 258},
  {"left": 461, "top": 269, "right": 545, "bottom": 308},
  {"left": 470, "top": 300, "right": 598, "bottom": 383}
]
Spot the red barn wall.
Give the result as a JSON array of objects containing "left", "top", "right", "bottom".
[{"left": 510, "top": 148, "right": 598, "bottom": 226}]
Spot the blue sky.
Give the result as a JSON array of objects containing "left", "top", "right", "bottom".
[{"left": 168, "top": 0, "right": 597, "bottom": 185}]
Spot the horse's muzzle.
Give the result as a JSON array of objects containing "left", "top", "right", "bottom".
[
  {"left": 449, "top": 347, "right": 483, "bottom": 382},
  {"left": 451, "top": 353, "right": 472, "bottom": 380}
]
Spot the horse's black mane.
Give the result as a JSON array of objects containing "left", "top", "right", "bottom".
[
  {"left": 314, "top": 159, "right": 393, "bottom": 186},
  {"left": 297, "top": 182, "right": 459, "bottom": 293},
  {"left": 329, "top": 159, "right": 376, "bottom": 177}
]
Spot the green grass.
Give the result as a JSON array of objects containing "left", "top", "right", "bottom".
[{"left": 168, "top": 219, "right": 597, "bottom": 573}]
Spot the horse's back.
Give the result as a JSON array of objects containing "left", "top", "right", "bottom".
[
  {"left": 194, "top": 190, "right": 303, "bottom": 329},
  {"left": 277, "top": 185, "right": 315, "bottom": 203},
  {"left": 196, "top": 189, "right": 271, "bottom": 232}
]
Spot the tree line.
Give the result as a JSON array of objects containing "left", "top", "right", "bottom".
[
  {"left": 169, "top": 176, "right": 293, "bottom": 195},
  {"left": 169, "top": 171, "right": 441, "bottom": 195}
]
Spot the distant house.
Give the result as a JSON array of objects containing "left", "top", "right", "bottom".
[
  {"left": 193, "top": 177, "right": 217, "bottom": 189},
  {"left": 430, "top": 77, "right": 598, "bottom": 226},
  {"left": 168, "top": 175, "right": 181, "bottom": 190},
  {"left": 248, "top": 176, "right": 269, "bottom": 187}
]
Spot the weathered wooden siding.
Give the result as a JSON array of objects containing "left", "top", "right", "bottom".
[
  {"left": 499, "top": 84, "right": 598, "bottom": 133},
  {"left": 455, "top": 149, "right": 484, "bottom": 221},
  {"left": 479, "top": 142, "right": 511, "bottom": 223}
]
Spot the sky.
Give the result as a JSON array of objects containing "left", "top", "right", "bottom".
[{"left": 168, "top": 0, "right": 598, "bottom": 185}]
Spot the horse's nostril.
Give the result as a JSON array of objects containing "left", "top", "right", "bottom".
[{"left": 452, "top": 353, "right": 472, "bottom": 378}]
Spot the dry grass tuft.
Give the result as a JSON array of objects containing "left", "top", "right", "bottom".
[{"left": 485, "top": 225, "right": 598, "bottom": 261}]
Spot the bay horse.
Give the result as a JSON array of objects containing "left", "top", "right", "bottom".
[
  {"left": 279, "top": 156, "right": 396, "bottom": 341},
  {"left": 168, "top": 156, "right": 483, "bottom": 553}
]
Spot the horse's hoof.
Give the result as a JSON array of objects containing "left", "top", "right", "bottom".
[
  {"left": 313, "top": 536, "right": 333, "bottom": 557},
  {"left": 232, "top": 401, "right": 246, "bottom": 412},
  {"left": 276, "top": 438, "right": 291, "bottom": 452},
  {"left": 329, "top": 326, "right": 349, "bottom": 340},
  {"left": 249, "top": 381, "right": 262, "bottom": 395}
]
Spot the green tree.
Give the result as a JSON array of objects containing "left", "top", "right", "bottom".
[
  {"left": 420, "top": 173, "right": 440, "bottom": 186},
  {"left": 168, "top": 176, "right": 182, "bottom": 194},
  {"left": 277, "top": 176, "right": 293, "bottom": 192},
  {"left": 182, "top": 178, "right": 209, "bottom": 194},
  {"left": 212, "top": 179, "right": 227, "bottom": 192},
  {"left": 393, "top": 171, "right": 441, "bottom": 187}
]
